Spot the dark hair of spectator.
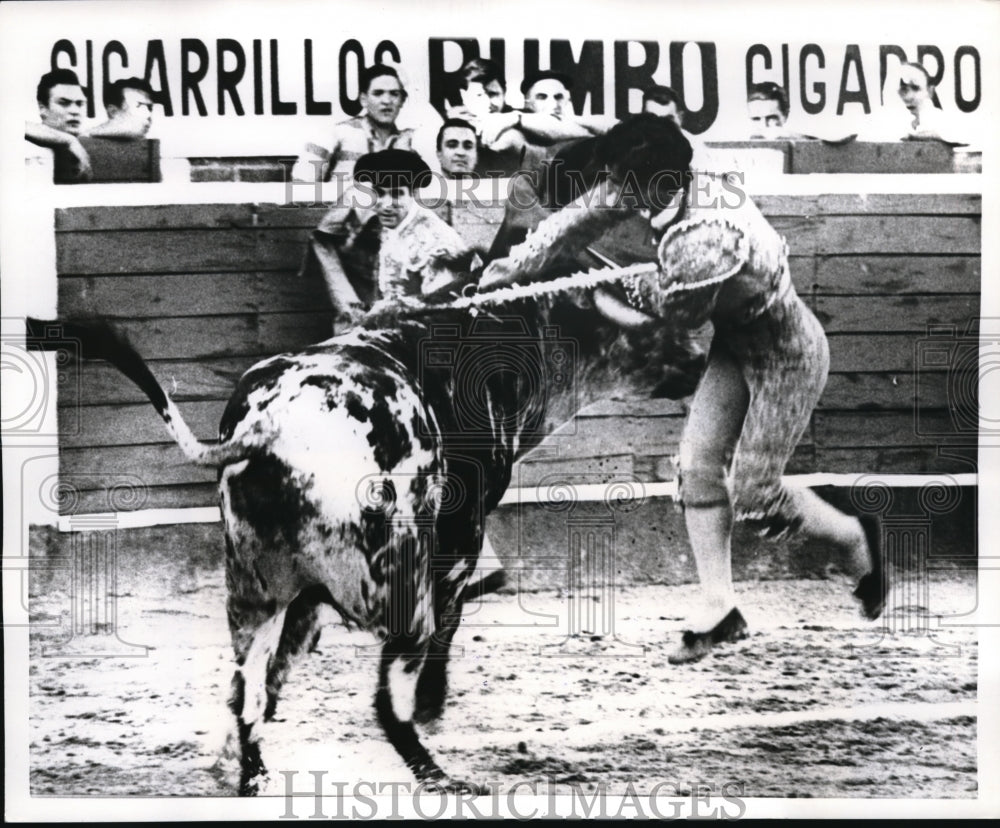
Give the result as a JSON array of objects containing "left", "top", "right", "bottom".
[
  {"left": 104, "top": 77, "right": 154, "bottom": 110},
  {"left": 519, "top": 70, "right": 573, "bottom": 96},
  {"left": 899, "top": 61, "right": 941, "bottom": 108},
  {"left": 595, "top": 113, "right": 693, "bottom": 194},
  {"left": 747, "top": 82, "right": 789, "bottom": 119},
  {"left": 353, "top": 149, "right": 432, "bottom": 191},
  {"left": 902, "top": 61, "right": 933, "bottom": 87},
  {"left": 642, "top": 85, "right": 684, "bottom": 111},
  {"left": 459, "top": 58, "right": 506, "bottom": 92},
  {"left": 37, "top": 69, "right": 85, "bottom": 105},
  {"left": 436, "top": 118, "right": 477, "bottom": 151},
  {"left": 359, "top": 64, "right": 406, "bottom": 96}
]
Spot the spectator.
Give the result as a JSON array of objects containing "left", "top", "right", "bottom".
[
  {"left": 897, "top": 61, "right": 954, "bottom": 141},
  {"left": 747, "top": 82, "right": 790, "bottom": 138},
  {"left": 476, "top": 70, "right": 615, "bottom": 174},
  {"left": 292, "top": 64, "right": 420, "bottom": 185},
  {"left": 87, "top": 77, "right": 154, "bottom": 138},
  {"left": 642, "top": 85, "right": 684, "bottom": 127},
  {"left": 436, "top": 118, "right": 479, "bottom": 178},
  {"left": 25, "top": 69, "right": 91, "bottom": 181},
  {"left": 521, "top": 70, "right": 573, "bottom": 119},
  {"left": 449, "top": 58, "right": 511, "bottom": 120},
  {"left": 446, "top": 59, "right": 520, "bottom": 177}
]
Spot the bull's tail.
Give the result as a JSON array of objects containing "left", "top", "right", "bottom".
[{"left": 26, "top": 317, "right": 244, "bottom": 467}]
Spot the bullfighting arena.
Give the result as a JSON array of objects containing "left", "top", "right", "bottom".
[{"left": 5, "top": 2, "right": 999, "bottom": 821}]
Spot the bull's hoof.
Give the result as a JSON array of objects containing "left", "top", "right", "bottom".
[
  {"left": 854, "top": 514, "right": 889, "bottom": 620},
  {"left": 668, "top": 607, "right": 749, "bottom": 665},
  {"left": 239, "top": 773, "right": 265, "bottom": 796}
]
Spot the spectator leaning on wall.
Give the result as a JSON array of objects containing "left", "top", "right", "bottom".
[
  {"left": 25, "top": 69, "right": 92, "bottom": 182},
  {"left": 86, "top": 77, "right": 155, "bottom": 139},
  {"left": 474, "top": 70, "right": 617, "bottom": 174},
  {"left": 896, "top": 61, "right": 967, "bottom": 144}
]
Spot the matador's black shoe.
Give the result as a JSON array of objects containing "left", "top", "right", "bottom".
[
  {"left": 668, "top": 607, "right": 749, "bottom": 665},
  {"left": 853, "top": 514, "right": 890, "bottom": 621}
]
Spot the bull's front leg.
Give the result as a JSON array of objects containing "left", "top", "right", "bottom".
[
  {"left": 412, "top": 514, "right": 495, "bottom": 725},
  {"left": 374, "top": 644, "right": 483, "bottom": 795}
]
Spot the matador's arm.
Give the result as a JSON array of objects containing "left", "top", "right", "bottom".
[{"left": 479, "top": 180, "right": 632, "bottom": 290}]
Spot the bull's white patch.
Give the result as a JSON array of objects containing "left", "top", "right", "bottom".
[
  {"left": 238, "top": 610, "right": 288, "bottom": 726},
  {"left": 387, "top": 657, "right": 421, "bottom": 722}
]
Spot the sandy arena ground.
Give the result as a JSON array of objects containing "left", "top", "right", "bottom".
[{"left": 27, "top": 557, "right": 977, "bottom": 803}]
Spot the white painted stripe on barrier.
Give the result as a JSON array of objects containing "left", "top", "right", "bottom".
[
  {"left": 58, "top": 506, "right": 222, "bottom": 532},
  {"left": 435, "top": 700, "right": 977, "bottom": 753},
  {"left": 55, "top": 472, "right": 977, "bottom": 532}
]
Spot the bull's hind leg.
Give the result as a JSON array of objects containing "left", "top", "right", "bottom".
[
  {"left": 263, "top": 585, "right": 330, "bottom": 722},
  {"left": 228, "top": 599, "right": 288, "bottom": 795}
]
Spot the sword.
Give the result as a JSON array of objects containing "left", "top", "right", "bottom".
[{"left": 380, "top": 260, "right": 662, "bottom": 320}]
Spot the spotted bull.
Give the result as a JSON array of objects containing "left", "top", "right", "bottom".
[{"left": 28, "top": 299, "right": 697, "bottom": 794}]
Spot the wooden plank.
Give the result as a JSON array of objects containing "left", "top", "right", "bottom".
[
  {"left": 75, "top": 312, "right": 333, "bottom": 360},
  {"left": 450, "top": 201, "right": 506, "bottom": 229},
  {"left": 807, "top": 255, "right": 980, "bottom": 295},
  {"left": 632, "top": 444, "right": 815, "bottom": 480},
  {"left": 819, "top": 372, "right": 950, "bottom": 411},
  {"left": 450, "top": 202, "right": 506, "bottom": 251},
  {"left": 813, "top": 294, "right": 979, "bottom": 334},
  {"left": 58, "top": 271, "right": 331, "bottom": 318},
  {"left": 574, "top": 398, "right": 688, "bottom": 418},
  {"left": 556, "top": 373, "right": 949, "bottom": 416},
  {"left": 54, "top": 195, "right": 981, "bottom": 235},
  {"left": 511, "top": 454, "right": 636, "bottom": 486},
  {"left": 772, "top": 215, "right": 980, "bottom": 256},
  {"left": 543, "top": 413, "right": 813, "bottom": 458},
  {"left": 813, "top": 447, "right": 976, "bottom": 475},
  {"left": 828, "top": 334, "right": 927, "bottom": 373},
  {"left": 56, "top": 201, "right": 451, "bottom": 232},
  {"left": 68, "top": 483, "right": 220, "bottom": 514},
  {"left": 813, "top": 410, "right": 957, "bottom": 447},
  {"left": 78, "top": 137, "right": 160, "bottom": 183},
  {"left": 757, "top": 193, "right": 981, "bottom": 217},
  {"left": 59, "top": 357, "right": 258, "bottom": 406},
  {"left": 60, "top": 401, "right": 226, "bottom": 449},
  {"left": 434, "top": 194, "right": 984, "bottom": 225},
  {"left": 544, "top": 414, "right": 690, "bottom": 453},
  {"left": 61, "top": 444, "right": 217, "bottom": 487},
  {"left": 56, "top": 204, "right": 332, "bottom": 232},
  {"left": 60, "top": 376, "right": 950, "bottom": 449},
  {"left": 789, "top": 140, "right": 956, "bottom": 174},
  {"left": 787, "top": 254, "right": 816, "bottom": 292},
  {"left": 57, "top": 228, "right": 313, "bottom": 275}
]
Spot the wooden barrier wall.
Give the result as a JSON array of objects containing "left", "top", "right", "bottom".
[{"left": 56, "top": 193, "right": 980, "bottom": 513}]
